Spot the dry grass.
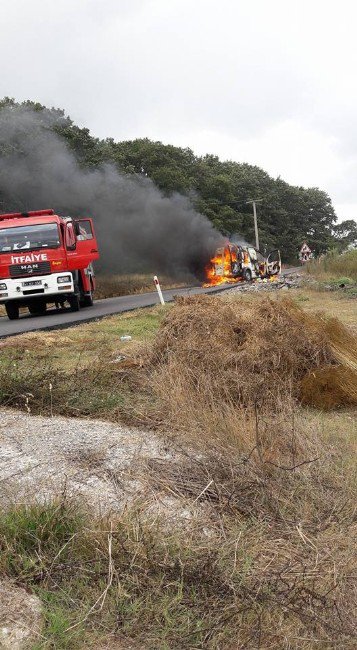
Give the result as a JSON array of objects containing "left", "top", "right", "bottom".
[
  {"left": 145, "top": 421, "right": 356, "bottom": 648},
  {"left": 0, "top": 307, "right": 165, "bottom": 422},
  {"left": 1, "top": 293, "right": 356, "bottom": 423},
  {"left": 306, "top": 248, "right": 357, "bottom": 283},
  {"left": 95, "top": 273, "right": 191, "bottom": 299},
  {"left": 0, "top": 405, "right": 355, "bottom": 649},
  {"left": 0, "top": 292, "right": 356, "bottom": 648},
  {"left": 147, "top": 295, "right": 357, "bottom": 427},
  {"left": 293, "top": 289, "right": 357, "bottom": 328}
]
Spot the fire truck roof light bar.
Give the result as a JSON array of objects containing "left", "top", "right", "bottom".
[{"left": 0, "top": 209, "right": 55, "bottom": 221}]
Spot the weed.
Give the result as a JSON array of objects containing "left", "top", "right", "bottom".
[
  {"left": 0, "top": 500, "right": 84, "bottom": 580},
  {"left": 0, "top": 435, "right": 355, "bottom": 650},
  {"left": 307, "top": 249, "right": 357, "bottom": 282}
]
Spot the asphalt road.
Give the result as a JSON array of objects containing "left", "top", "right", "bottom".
[
  {"left": 0, "top": 268, "right": 301, "bottom": 338},
  {"left": 0, "top": 284, "right": 235, "bottom": 338}
]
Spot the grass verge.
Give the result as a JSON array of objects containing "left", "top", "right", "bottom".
[
  {"left": 0, "top": 404, "right": 356, "bottom": 649},
  {"left": 0, "top": 292, "right": 357, "bottom": 650},
  {"left": 0, "top": 291, "right": 356, "bottom": 421},
  {"left": 0, "top": 290, "right": 356, "bottom": 648},
  {"left": 0, "top": 306, "right": 167, "bottom": 422},
  {"left": 95, "top": 273, "right": 192, "bottom": 299},
  {"left": 306, "top": 249, "right": 357, "bottom": 285}
]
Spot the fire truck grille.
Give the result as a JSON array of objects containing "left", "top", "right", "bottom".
[
  {"left": 23, "top": 289, "right": 45, "bottom": 295},
  {"left": 9, "top": 261, "right": 51, "bottom": 278}
]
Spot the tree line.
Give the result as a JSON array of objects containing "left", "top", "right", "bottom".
[{"left": 1, "top": 98, "right": 356, "bottom": 261}]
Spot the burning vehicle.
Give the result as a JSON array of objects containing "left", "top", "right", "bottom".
[{"left": 205, "top": 242, "right": 281, "bottom": 286}]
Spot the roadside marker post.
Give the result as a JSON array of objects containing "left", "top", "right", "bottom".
[{"left": 154, "top": 276, "right": 165, "bottom": 305}]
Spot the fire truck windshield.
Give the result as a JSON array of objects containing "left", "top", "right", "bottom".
[{"left": 0, "top": 223, "right": 61, "bottom": 253}]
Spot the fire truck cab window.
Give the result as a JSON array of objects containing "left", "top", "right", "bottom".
[
  {"left": 0, "top": 223, "right": 60, "bottom": 253},
  {"left": 75, "top": 220, "right": 93, "bottom": 240}
]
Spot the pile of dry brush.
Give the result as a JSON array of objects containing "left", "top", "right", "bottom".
[{"left": 148, "top": 295, "right": 357, "bottom": 418}]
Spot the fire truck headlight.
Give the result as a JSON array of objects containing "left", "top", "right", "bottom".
[
  {"left": 0, "top": 283, "right": 7, "bottom": 290},
  {"left": 57, "top": 275, "right": 72, "bottom": 284}
]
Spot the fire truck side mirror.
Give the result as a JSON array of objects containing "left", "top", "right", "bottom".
[{"left": 65, "top": 223, "right": 76, "bottom": 251}]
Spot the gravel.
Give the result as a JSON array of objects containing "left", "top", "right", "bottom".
[
  {"left": 0, "top": 409, "right": 173, "bottom": 514},
  {"left": 223, "top": 272, "right": 303, "bottom": 295},
  {"left": 0, "top": 580, "right": 42, "bottom": 649}
]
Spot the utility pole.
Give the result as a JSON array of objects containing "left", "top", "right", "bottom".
[{"left": 246, "top": 199, "right": 262, "bottom": 250}]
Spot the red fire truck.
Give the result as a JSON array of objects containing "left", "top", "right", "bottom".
[{"left": 0, "top": 209, "right": 99, "bottom": 320}]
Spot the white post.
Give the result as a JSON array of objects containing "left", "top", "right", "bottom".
[{"left": 154, "top": 276, "right": 165, "bottom": 305}]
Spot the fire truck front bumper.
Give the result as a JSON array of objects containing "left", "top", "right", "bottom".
[{"left": 0, "top": 273, "right": 74, "bottom": 303}]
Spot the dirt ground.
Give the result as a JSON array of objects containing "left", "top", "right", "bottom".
[
  {"left": 0, "top": 580, "right": 42, "bottom": 649},
  {"left": 0, "top": 408, "right": 201, "bottom": 525},
  {"left": 0, "top": 409, "right": 163, "bottom": 511}
]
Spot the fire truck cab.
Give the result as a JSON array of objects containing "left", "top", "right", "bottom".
[{"left": 0, "top": 209, "right": 99, "bottom": 320}]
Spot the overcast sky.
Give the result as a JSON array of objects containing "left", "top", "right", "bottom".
[{"left": 1, "top": 0, "right": 357, "bottom": 221}]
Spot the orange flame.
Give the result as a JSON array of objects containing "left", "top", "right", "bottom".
[
  {"left": 203, "top": 243, "right": 243, "bottom": 287},
  {"left": 203, "top": 243, "right": 281, "bottom": 287}
]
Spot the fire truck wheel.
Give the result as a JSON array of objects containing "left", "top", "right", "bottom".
[
  {"left": 243, "top": 268, "right": 252, "bottom": 282},
  {"left": 81, "top": 292, "right": 94, "bottom": 307},
  {"left": 5, "top": 302, "right": 20, "bottom": 320},
  {"left": 68, "top": 293, "right": 80, "bottom": 312}
]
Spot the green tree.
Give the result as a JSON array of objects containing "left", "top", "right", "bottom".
[{"left": 333, "top": 219, "right": 357, "bottom": 250}]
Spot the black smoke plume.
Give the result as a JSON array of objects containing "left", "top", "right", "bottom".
[{"left": 0, "top": 106, "right": 223, "bottom": 277}]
